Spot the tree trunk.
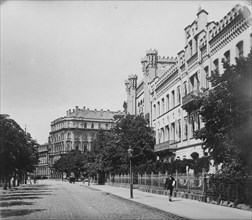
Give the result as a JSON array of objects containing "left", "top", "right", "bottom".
[
  {"left": 3, "top": 175, "right": 8, "bottom": 190},
  {"left": 24, "top": 173, "right": 27, "bottom": 184},
  {"left": 8, "top": 173, "right": 11, "bottom": 189},
  {"left": 17, "top": 171, "right": 20, "bottom": 186},
  {"left": 13, "top": 172, "right": 16, "bottom": 187}
]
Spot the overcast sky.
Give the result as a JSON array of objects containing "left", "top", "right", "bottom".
[{"left": 1, "top": 0, "right": 244, "bottom": 144}]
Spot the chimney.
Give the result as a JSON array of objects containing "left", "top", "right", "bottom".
[
  {"left": 83, "top": 106, "right": 86, "bottom": 110},
  {"left": 87, "top": 108, "right": 89, "bottom": 111},
  {"left": 66, "top": 111, "right": 68, "bottom": 116},
  {"left": 76, "top": 106, "right": 79, "bottom": 112},
  {"left": 73, "top": 108, "right": 75, "bottom": 113},
  {"left": 69, "top": 109, "right": 71, "bottom": 114}
]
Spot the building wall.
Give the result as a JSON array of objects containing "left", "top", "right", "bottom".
[
  {"left": 125, "top": 4, "right": 252, "bottom": 164},
  {"left": 34, "top": 144, "right": 50, "bottom": 178},
  {"left": 48, "top": 106, "right": 124, "bottom": 178}
]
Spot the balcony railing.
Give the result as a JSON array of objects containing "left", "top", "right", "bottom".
[
  {"left": 154, "top": 140, "right": 177, "bottom": 152},
  {"left": 182, "top": 89, "right": 200, "bottom": 108}
]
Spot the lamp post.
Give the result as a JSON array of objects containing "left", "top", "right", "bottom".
[
  {"left": 127, "top": 146, "right": 133, "bottom": 198},
  {"left": 87, "top": 163, "right": 90, "bottom": 186}
]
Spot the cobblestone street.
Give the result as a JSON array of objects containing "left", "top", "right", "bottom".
[{"left": 0, "top": 180, "right": 186, "bottom": 220}]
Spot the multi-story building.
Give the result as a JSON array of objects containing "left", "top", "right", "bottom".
[
  {"left": 125, "top": 4, "right": 252, "bottom": 165},
  {"left": 34, "top": 143, "right": 50, "bottom": 179},
  {"left": 48, "top": 106, "right": 124, "bottom": 177}
]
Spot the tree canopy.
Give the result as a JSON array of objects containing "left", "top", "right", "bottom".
[
  {"left": 0, "top": 114, "right": 39, "bottom": 189},
  {"left": 89, "top": 114, "right": 156, "bottom": 176},
  {"left": 185, "top": 51, "right": 252, "bottom": 176}
]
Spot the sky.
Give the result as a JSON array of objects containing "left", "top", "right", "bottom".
[{"left": 1, "top": 0, "right": 245, "bottom": 144}]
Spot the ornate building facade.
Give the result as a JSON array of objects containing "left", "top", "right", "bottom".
[
  {"left": 125, "top": 4, "right": 252, "bottom": 166},
  {"left": 48, "top": 106, "right": 124, "bottom": 178},
  {"left": 34, "top": 143, "right": 50, "bottom": 179}
]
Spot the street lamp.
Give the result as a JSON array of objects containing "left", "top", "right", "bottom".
[
  {"left": 87, "top": 163, "right": 90, "bottom": 186},
  {"left": 127, "top": 146, "right": 133, "bottom": 198}
]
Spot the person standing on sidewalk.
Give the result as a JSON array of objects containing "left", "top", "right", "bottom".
[{"left": 164, "top": 173, "right": 176, "bottom": 202}]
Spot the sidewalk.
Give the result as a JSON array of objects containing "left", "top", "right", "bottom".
[{"left": 82, "top": 182, "right": 252, "bottom": 220}]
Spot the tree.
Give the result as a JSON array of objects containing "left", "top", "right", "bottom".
[
  {"left": 185, "top": 51, "right": 252, "bottom": 176},
  {"left": 91, "top": 114, "right": 156, "bottom": 184},
  {"left": 0, "top": 114, "right": 39, "bottom": 189},
  {"left": 113, "top": 114, "right": 156, "bottom": 169}
]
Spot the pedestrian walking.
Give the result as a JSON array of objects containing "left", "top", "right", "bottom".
[{"left": 164, "top": 173, "right": 176, "bottom": 202}]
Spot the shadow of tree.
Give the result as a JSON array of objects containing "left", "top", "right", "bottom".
[
  {"left": 0, "top": 196, "right": 43, "bottom": 201},
  {"left": 0, "top": 201, "right": 35, "bottom": 207},
  {"left": 0, "top": 183, "right": 52, "bottom": 218},
  {"left": 1, "top": 209, "right": 46, "bottom": 218},
  {"left": 1, "top": 192, "right": 54, "bottom": 197}
]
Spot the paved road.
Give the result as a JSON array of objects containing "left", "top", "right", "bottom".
[{"left": 0, "top": 180, "right": 186, "bottom": 220}]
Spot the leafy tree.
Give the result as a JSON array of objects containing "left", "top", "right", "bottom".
[
  {"left": 0, "top": 114, "right": 39, "bottom": 189},
  {"left": 53, "top": 149, "right": 93, "bottom": 180},
  {"left": 185, "top": 51, "right": 252, "bottom": 176},
  {"left": 113, "top": 114, "right": 156, "bottom": 169},
  {"left": 90, "top": 115, "right": 156, "bottom": 184}
]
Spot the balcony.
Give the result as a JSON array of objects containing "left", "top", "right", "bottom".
[
  {"left": 154, "top": 140, "right": 177, "bottom": 153},
  {"left": 182, "top": 90, "right": 200, "bottom": 109}
]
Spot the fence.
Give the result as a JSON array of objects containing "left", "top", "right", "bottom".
[
  {"left": 137, "top": 172, "right": 204, "bottom": 195},
  {"left": 107, "top": 171, "right": 204, "bottom": 195},
  {"left": 106, "top": 172, "right": 252, "bottom": 205}
]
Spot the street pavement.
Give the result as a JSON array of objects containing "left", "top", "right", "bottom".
[
  {"left": 0, "top": 179, "right": 185, "bottom": 220},
  {"left": 1, "top": 180, "right": 251, "bottom": 220},
  {"left": 86, "top": 181, "right": 252, "bottom": 220}
]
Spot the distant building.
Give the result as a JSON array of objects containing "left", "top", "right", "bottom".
[
  {"left": 48, "top": 106, "right": 124, "bottom": 178},
  {"left": 34, "top": 143, "right": 50, "bottom": 179},
  {"left": 125, "top": 4, "right": 252, "bottom": 169}
]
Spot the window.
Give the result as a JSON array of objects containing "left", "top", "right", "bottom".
[
  {"left": 165, "top": 125, "right": 169, "bottom": 141},
  {"left": 166, "top": 94, "right": 170, "bottom": 111},
  {"left": 91, "top": 123, "right": 94, "bottom": 129},
  {"left": 190, "top": 114, "right": 195, "bottom": 138},
  {"left": 223, "top": 50, "right": 230, "bottom": 64},
  {"left": 98, "top": 123, "right": 101, "bottom": 129},
  {"left": 236, "top": 41, "right": 243, "bottom": 58},
  {"left": 190, "top": 73, "right": 200, "bottom": 92},
  {"left": 158, "top": 129, "right": 161, "bottom": 144},
  {"left": 84, "top": 144, "right": 87, "bottom": 152},
  {"left": 184, "top": 117, "right": 188, "bottom": 140},
  {"left": 183, "top": 81, "right": 187, "bottom": 96},
  {"left": 171, "top": 90, "right": 175, "bottom": 108},
  {"left": 204, "top": 66, "right": 209, "bottom": 89},
  {"left": 189, "top": 40, "right": 193, "bottom": 57},
  {"left": 177, "top": 86, "right": 181, "bottom": 105},
  {"left": 171, "top": 123, "right": 175, "bottom": 141},
  {"left": 157, "top": 101, "right": 160, "bottom": 117},
  {"left": 196, "top": 113, "right": 200, "bottom": 131},
  {"left": 153, "top": 104, "right": 156, "bottom": 119},
  {"left": 105, "top": 123, "right": 108, "bottom": 129},
  {"left": 161, "top": 98, "right": 165, "bottom": 115},
  {"left": 177, "top": 120, "right": 181, "bottom": 141},
  {"left": 213, "top": 58, "right": 219, "bottom": 71},
  {"left": 84, "top": 122, "right": 87, "bottom": 128},
  {"left": 161, "top": 128, "right": 165, "bottom": 142}
]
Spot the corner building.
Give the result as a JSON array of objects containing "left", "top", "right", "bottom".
[
  {"left": 48, "top": 106, "right": 124, "bottom": 177},
  {"left": 125, "top": 4, "right": 252, "bottom": 166}
]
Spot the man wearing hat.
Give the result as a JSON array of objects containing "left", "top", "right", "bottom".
[{"left": 164, "top": 173, "right": 176, "bottom": 201}]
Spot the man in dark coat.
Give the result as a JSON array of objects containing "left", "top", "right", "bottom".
[{"left": 164, "top": 173, "right": 176, "bottom": 201}]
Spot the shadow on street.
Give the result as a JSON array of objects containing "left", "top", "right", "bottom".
[{"left": 0, "top": 183, "right": 53, "bottom": 218}]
